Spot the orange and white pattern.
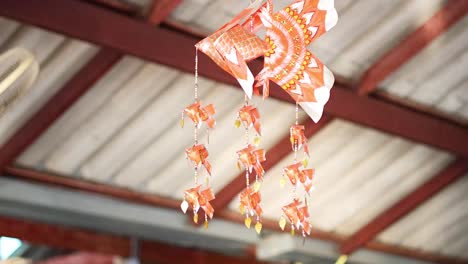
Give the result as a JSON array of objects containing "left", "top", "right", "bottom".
[
  {"left": 237, "top": 104, "right": 262, "bottom": 136},
  {"left": 290, "top": 124, "right": 309, "bottom": 156},
  {"left": 281, "top": 198, "right": 311, "bottom": 236},
  {"left": 185, "top": 144, "right": 212, "bottom": 175},
  {"left": 181, "top": 185, "right": 215, "bottom": 220},
  {"left": 283, "top": 162, "right": 315, "bottom": 193},
  {"left": 239, "top": 186, "right": 263, "bottom": 219},
  {"left": 256, "top": 0, "right": 338, "bottom": 122},
  {"left": 196, "top": 0, "right": 268, "bottom": 98},
  {"left": 237, "top": 144, "right": 266, "bottom": 179},
  {"left": 183, "top": 101, "right": 216, "bottom": 129}
]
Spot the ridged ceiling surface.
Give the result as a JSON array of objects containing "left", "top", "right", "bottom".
[{"left": 0, "top": 0, "right": 467, "bottom": 261}]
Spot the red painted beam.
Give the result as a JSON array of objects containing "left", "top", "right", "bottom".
[
  {"left": 0, "top": 49, "right": 122, "bottom": 172},
  {"left": 148, "top": 0, "right": 182, "bottom": 25},
  {"left": 340, "top": 158, "right": 468, "bottom": 255},
  {"left": 0, "top": 216, "right": 130, "bottom": 256},
  {"left": 39, "top": 253, "right": 116, "bottom": 264},
  {"left": 1, "top": 0, "right": 467, "bottom": 157},
  {"left": 0, "top": 216, "right": 269, "bottom": 264},
  {"left": 84, "top": 0, "right": 141, "bottom": 16},
  {"left": 357, "top": 0, "right": 468, "bottom": 95},
  {"left": 4, "top": 166, "right": 181, "bottom": 210},
  {"left": 212, "top": 115, "right": 333, "bottom": 211},
  {"left": 0, "top": 0, "right": 180, "bottom": 172}
]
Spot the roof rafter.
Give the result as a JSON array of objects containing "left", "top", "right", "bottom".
[
  {"left": 0, "top": 0, "right": 181, "bottom": 172},
  {"left": 1, "top": 0, "right": 466, "bottom": 158},
  {"left": 357, "top": 0, "right": 468, "bottom": 95},
  {"left": 148, "top": 0, "right": 182, "bottom": 25},
  {"left": 340, "top": 158, "right": 468, "bottom": 257},
  {"left": 0, "top": 49, "right": 122, "bottom": 171}
]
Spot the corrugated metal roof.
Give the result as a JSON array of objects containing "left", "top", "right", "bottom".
[
  {"left": 0, "top": 18, "right": 98, "bottom": 146},
  {"left": 1, "top": 0, "right": 467, "bottom": 261}
]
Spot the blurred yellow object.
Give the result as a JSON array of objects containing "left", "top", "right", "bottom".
[
  {"left": 1, "top": 257, "right": 32, "bottom": 264},
  {"left": 0, "top": 48, "right": 39, "bottom": 117},
  {"left": 335, "top": 255, "right": 348, "bottom": 264}
]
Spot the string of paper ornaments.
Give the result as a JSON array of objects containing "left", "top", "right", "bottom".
[{"left": 180, "top": 0, "right": 338, "bottom": 237}]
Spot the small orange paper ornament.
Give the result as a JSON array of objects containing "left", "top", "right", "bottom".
[
  {"left": 290, "top": 124, "right": 309, "bottom": 156},
  {"left": 283, "top": 162, "right": 315, "bottom": 193},
  {"left": 281, "top": 198, "right": 311, "bottom": 237},
  {"left": 237, "top": 144, "right": 266, "bottom": 180},
  {"left": 183, "top": 101, "right": 216, "bottom": 129},
  {"left": 181, "top": 185, "right": 215, "bottom": 221},
  {"left": 237, "top": 105, "right": 262, "bottom": 136},
  {"left": 181, "top": 46, "right": 216, "bottom": 227},
  {"left": 185, "top": 144, "right": 212, "bottom": 176}
]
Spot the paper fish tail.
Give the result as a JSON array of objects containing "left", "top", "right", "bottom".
[
  {"left": 203, "top": 104, "right": 216, "bottom": 115},
  {"left": 303, "top": 169, "right": 314, "bottom": 180},
  {"left": 202, "top": 188, "right": 215, "bottom": 201},
  {"left": 303, "top": 220, "right": 311, "bottom": 235},
  {"left": 206, "top": 117, "right": 216, "bottom": 129},
  {"left": 253, "top": 163, "right": 265, "bottom": 179},
  {"left": 203, "top": 203, "right": 215, "bottom": 219},
  {"left": 203, "top": 160, "right": 212, "bottom": 176},
  {"left": 254, "top": 149, "right": 266, "bottom": 162},
  {"left": 253, "top": 120, "right": 262, "bottom": 136}
]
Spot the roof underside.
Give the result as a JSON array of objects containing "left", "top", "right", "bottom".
[{"left": 0, "top": 0, "right": 467, "bottom": 262}]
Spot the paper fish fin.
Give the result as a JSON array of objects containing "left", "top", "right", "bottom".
[
  {"left": 218, "top": 47, "right": 254, "bottom": 98},
  {"left": 202, "top": 188, "right": 215, "bottom": 201}
]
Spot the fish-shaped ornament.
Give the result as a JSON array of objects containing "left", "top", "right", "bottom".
[
  {"left": 239, "top": 186, "right": 264, "bottom": 233},
  {"left": 237, "top": 144, "right": 266, "bottom": 179},
  {"left": 280, "top": 198, "right": 311, "bottom": 237},
  {"left": 182, "top": 101, "right": 216, "bottom": 129},
  {"left": 283, "top": 162, "right": 315, "bottom": 193},
  {"left": 239, "top": 186, "right": 263, "bottom": 218},
  {"left": 196, "top": 0, "right": 268, "bottom": 98},
  {"left": 185, "top": 144, "right": 212, "bottom": 175},
  {"left": 237, "top": 105, "right": 262, "bottom": 136},
  {"left": 255, "top": 0, "right": 338, "bottom": 122},
  {"left": 290, "top": 124, "right": 309, "bottom": 156},
  {"left": 181, "top": 185, "right": 215, "bottom": 223}
]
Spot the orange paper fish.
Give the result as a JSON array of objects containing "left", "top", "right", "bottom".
[
  {"left": 183, "top": 101, "right": 216, "bottom": 129},
  {"left": 196, "top": 0, "right": 268, "bottom": 98},
  {"left": 181, "top": 185, "right": 215, "bottom": 219},
  {"left": 239, "top": 186, "right": 263, "bottom": 218},
  {"left": 290, "top": 124, "right": 309, "bottom": 156},
  {"left": 282, "top": 198, "right": 311, "bottom": 236},
  {"left": 238, "top": 105, "right": 262, "bottom": 135},
  {"left": 237, "top": 144, "right": 266, "bottom": 179},
  {"left": 185, "top": 144, "right": 212, "bottom": 175},
  {"left": 255, "top": 0, "right": 338, "bottom": 122},
  {"left": 283, "top": 162, "right": 315, "bottom": 193}
]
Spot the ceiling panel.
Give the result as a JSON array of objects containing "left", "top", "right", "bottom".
[
  {"left": 378, "top": 175, "right": 468, "bottom": 259},
  {"left": 0, "top": 18, "right": 98, "bottom": 146}
]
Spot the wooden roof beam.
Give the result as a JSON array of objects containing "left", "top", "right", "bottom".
[
  {"left": 1, "top": 0, "right": 466, "bottom": 157},
  {"left": 0, "top": 49, "right": 122, "bottom": 172},
  {"left": 340, "top": 158, "right": 468, "bottom": 257},
  {"left": 0, "top": 0, "right": 181, "bottom": 172},
  {"left": 357, "top": 0, "right": 468, "bottom": 95}
]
